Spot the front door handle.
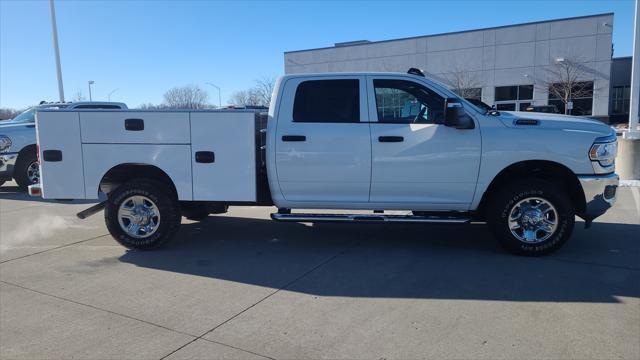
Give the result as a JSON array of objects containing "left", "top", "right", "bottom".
[
  {"left": 378, "top": 136, "right": 404, "bottom": 142},
  {"left": 282, "top": 135, "right": 306, "bottom": 142}
]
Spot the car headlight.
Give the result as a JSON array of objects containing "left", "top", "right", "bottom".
[
  {"left": 0, "top": 135, "right": 11, "bottom": 152},
  {"left": 589, "top": 136, "right": 617, "bottom": 167}
]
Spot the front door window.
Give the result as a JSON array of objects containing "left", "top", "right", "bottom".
[{"left": 373, "top": 79, "right": 445, "bottom": 123}]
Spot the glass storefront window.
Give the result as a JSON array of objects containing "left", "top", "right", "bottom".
[
  {"left": 496, "top": 103, "right": 516, "bottom": 111},
  {"left": 548, "top": 81, "right": 593, "bottom": 115},
  {"left": 494, "top": 84, "right": 534, "bottom": 110},
  {"left": 518, "top": 85, "right": 533, "bottom": 100},
  {"left": 611, "top": 86, "right": 630, "bottom": 115},
  {"left": 495, "top": 86, "right": 518, "bottom": 101}
]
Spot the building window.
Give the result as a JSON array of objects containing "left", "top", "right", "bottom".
[
  {"left": 494, "top": 85, "right": 533, "bottom": 111},
  {"left": 611, "top": 85, "right": 630, "bottom": 115},
  {"left": 548, "top": 81, "right": 594, "bottom": 116},
  {"left": 455, "top": 88, "right": 482, "bottom": 101},
  {"left": 293, "top": 80, "right": 360, "bottom": 123}
]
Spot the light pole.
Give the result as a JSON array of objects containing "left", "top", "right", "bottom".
[
  {"left": 618, "top": 0, "right": 640, "bottom": 181},
  {"left": 629, "top": 0, "right": 640, "bottom": 138},
  {"left": 206, "top": 82, "right": 222, "bottom": 108},
  {"left": 88, "top": 80, "right": 95, "bottom": 101},
  {"left": 107, "top": 88, "right": 119, "bottom": 101},
  {"left": 49, "top": 0, "right": 65, "bottom": 102}
]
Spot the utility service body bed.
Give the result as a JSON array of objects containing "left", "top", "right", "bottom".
[{"left": 36, "top": 109, "right": 268, "bottom": 203}]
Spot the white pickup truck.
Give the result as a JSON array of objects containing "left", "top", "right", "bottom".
[{"left": 31, "top": 70, "right": 619, "bottom": 256}]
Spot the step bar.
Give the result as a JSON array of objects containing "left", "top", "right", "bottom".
[{"left": 270, "top": 212, "right": 471, "bottom": 224}]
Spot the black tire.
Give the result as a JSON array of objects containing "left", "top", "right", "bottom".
[
  {"left": 487, "top": 178, "right": 575, "bottom": 256},
  {"left": 14, "top": 149, "right": 38, "bottom": 190},
  {"left": 182, "top": 206, "right": 210, "bottom": 221},
  {"left": 104, "top": 179, "right": 181, "bottom": 250},
  {"left": 181, "top": 202, "right": 228, "bottom": 221}
]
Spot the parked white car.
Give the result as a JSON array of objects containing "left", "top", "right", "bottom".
[
  {"left": 0, "top": 102, "right": 127, "bottom": 189},
  {"left": 31, "top": 71, "right": 618, "bottom": 256}
]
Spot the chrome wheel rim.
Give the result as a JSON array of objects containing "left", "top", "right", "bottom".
[
  {"left": 117, "top": 195, "right": 160, "bottom": 239},
  {"left": 27, "top": 161, "right": 39, "bottom": 184},
  {"left": 508, "top": 197, "right": 558, "bottom": 244}
]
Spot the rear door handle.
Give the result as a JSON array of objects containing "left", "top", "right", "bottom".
[
  {"left": 195, "top": 151, "right": 215, "bottom": 163},
  {"left": 124, "top": 118, "right": 144, "bottom": 131},
  {"left": 282, "top": 135, "right": 306, "bottom": 142},
  {"left": 378, "top": 136, "right": 404, "bottom": 142}
]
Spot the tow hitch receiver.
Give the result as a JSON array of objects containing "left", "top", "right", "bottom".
[{"left": 77, "top": 201, "right": 107, "bottom": 219}]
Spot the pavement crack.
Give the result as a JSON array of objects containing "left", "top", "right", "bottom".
[
  {"left": 160, "top": 241, "right": 358, "bottom": 360},
  {"left": 0, "top": 280, "right": 198, "bottom": 339},
  {"left": 0, "top": 233, "right": 110, "bottom": 265}
]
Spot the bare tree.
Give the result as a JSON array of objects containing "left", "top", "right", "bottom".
[
  {"left": 136, "top": 103, "right": 168, "bottom": 110},
  {"left": 254, "top": 77, "right": 276, "bottom": 106},
  {"left": 229, "top": 90, "right": 261, "bottom": 107},
  {"left": 439, "top": 64, "right": 484, "bottom": 99},
  {"left": 536, "top": 56, "right": 596, "bottom": 115},
  {"left": 163, "top": 85, "right": 210, "bottom": 109},
  {"left": 0, "top": 108, "right": 21, "bottom": 120},
  {"left": 229, "top": 77, "right": 276, "bottom": 107},
  {"left": 72, "top": 89, "right": 86, "bottom": 102}
]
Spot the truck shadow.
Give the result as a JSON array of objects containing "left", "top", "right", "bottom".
[{"left": 119, "top": 214, "right": 640, "bottom": 303}]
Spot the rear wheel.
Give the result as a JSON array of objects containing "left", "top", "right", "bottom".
[
  {"left": 487, "top": 178, "right": 575, "bottom": 256},
  {"left": 105, "top": 179, "right": 181, "bottom": 250},
  {"left": 14, "top": 149, "right": 39, "bottom": 190}
]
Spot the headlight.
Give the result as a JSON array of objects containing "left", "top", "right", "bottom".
[
  {"left": 589, "top": 137, "right": 617, "bottom": 167},
  {"left": 0, "top": 135, "right": 11, "bottom": 152}
]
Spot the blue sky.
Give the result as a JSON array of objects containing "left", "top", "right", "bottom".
[{"left": 0, "top": 0, "right": 635, "bottom": 109}]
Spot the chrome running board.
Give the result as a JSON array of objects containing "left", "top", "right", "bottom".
[{"left": 270, "top": 212, "right": 471, "bottom": 224}]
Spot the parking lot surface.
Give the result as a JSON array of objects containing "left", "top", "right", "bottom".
[{"left": 1, "top": 181, "right": 639, "bottom": 359}]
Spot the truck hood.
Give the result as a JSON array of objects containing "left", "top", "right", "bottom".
[{"left": 497, "top": 111, "right": 612, "bottom": 136}]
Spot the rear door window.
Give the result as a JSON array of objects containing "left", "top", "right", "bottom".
[{"left": 293, "top": 80, "right": 360, "bottom": 123}]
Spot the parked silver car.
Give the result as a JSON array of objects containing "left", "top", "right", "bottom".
[{"left": 0, "top": 101, "right": 127, "bottom": 189}]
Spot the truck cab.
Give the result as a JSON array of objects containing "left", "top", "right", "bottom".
[{"left": 32, "top": 71, "right": 618, "bottom": 256}]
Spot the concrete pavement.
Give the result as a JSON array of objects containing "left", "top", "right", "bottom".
[{"left": 1, "top": 181, "right": 638, "bottom": 359}]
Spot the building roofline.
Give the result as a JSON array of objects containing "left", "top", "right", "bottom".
[
  {"left": 284, "top": 12, "right": 614, "bottom": 54},
  {"left": 613, "top": 56, "right": 632, "bottom": 60}
]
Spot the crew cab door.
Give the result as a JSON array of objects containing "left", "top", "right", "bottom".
[
  {"left": 366, "top": 76, "right": 481, "bottom": 210},
  {"left": 274, "top": 76, "right": 371, "bottom": 203}
]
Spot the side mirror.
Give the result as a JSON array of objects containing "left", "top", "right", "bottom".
[{"left": 444, "top": 99, "right": 475, "bottom": 129}]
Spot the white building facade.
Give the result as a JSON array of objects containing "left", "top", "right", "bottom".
[{"left": 284, "top": 13, "right": 614, "bottom": 117}]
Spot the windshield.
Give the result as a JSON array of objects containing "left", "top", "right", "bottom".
[{"left": 9, "top": 108, "right": 36, "bottom": 123}]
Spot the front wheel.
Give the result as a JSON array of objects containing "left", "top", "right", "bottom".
[
  {"left": 104, "top": 179, "right": 181, "bottom": 250},
  {"left": 487, "top": 178, "right": 575, "bottom": 256}
]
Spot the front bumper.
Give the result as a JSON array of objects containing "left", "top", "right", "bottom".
[
  {"left": 578, "top": 173, "right": 619, "bottom": 222},
  {"left": 0, "top": 152, "right": 18, "bottom": 181}
]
